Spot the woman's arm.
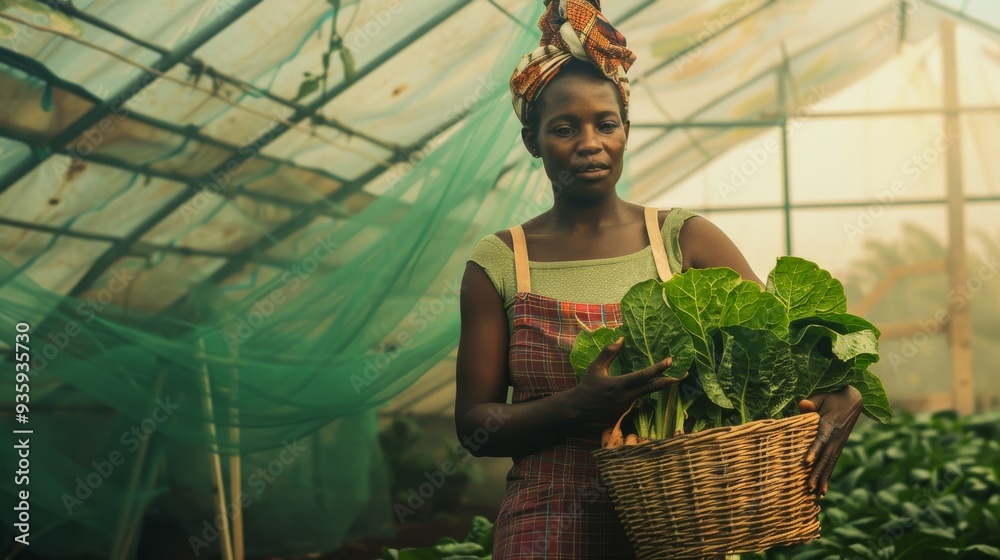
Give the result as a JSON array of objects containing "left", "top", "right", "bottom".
[
  {"left": 677, "top": 215, "right": 765, "bottom": 286},
  {"left": 454, "top": 261, "right": 580, "bottom": 457},
  {"left": 454, "top": 261, "right": 680, "bottom": 458}
]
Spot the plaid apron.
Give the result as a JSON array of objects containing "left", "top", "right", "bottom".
[{"left": 492, "top": 207, "right": 673, "bottom": 559}]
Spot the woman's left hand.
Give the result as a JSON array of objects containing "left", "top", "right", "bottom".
[{"left": 798, "top": 385, "right": 863, "bottom": 497}]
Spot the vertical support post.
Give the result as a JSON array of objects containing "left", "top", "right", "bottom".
[
  {"left": 198, "top": 337, "right": 235, "bottom": 560},
  {"left": 777, "top": 60, "right": 793, "bottom": 256},
  {"left": 940, "top": 20, "right": 975, "bottom": 414},
  {"left": 229, "top": 345, "right": 244, "bottom": 560},
  {"left": 781, "top": 121, "right": 792, "bottom": 256}
]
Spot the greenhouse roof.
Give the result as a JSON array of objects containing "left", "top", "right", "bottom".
[{"left": 1, "top": 0, "right": 998, "bottom": 415}]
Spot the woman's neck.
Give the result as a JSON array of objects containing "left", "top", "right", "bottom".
[{"left": 543, "top": 192, "right": 638, "bottom": 233}]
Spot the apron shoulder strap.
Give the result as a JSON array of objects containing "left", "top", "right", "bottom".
[
  {"left": 644, "top": 206, "right": 673, "bottom": 282},
  {"left": 509, "top": 225, "right": 531, "bottom": 293}
]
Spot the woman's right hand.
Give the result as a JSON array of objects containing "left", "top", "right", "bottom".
[{"left": 568, "top": 336, "right": 686, "bottom": 428}]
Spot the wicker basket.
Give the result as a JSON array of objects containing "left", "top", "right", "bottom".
[{"left": 592, "top": 412, "right": 822, "bottom": 559}]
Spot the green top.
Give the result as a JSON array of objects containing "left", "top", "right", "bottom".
[{"left": 468, "top": 208, "right": 699, "bottom": 333}]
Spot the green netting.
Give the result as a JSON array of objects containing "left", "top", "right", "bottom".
[{"left": 0, "top": 3, "right": 603, "bottom": 556}]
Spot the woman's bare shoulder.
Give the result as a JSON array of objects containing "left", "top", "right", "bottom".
[
  {"left": 493, "top": 229, "right": 514, "bottom": 252},
  {"left": 492, "top": 213, "right": 550, "bottom": 252},
  {"left": 676, "top": 215, "right": 764, "bottom": 284}
]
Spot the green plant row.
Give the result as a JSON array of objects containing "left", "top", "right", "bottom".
[
  {"left": 385, "top": 412, "right": 998, "bottom": 559},
  {"left": 382, "top": 515, "right": 493, "bottom": 560},
  {"left": 748, "top": 410, "right": 1000, "bottom": 560}
]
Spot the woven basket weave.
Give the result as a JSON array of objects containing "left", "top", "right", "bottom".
[{"left": 592, "top": 412, "right": 822, "bottom": 559}]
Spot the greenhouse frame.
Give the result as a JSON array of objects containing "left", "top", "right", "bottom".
[{"left": 0, "top": 0, "right": 997, "bottom": 559}]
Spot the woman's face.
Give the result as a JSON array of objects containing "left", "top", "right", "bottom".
[{"left": 522, "top": 72, "right": 629, "bottom": 198}]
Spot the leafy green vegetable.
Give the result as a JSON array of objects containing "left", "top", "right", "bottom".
[
  {"left": 619, "top": 279, "right": 694, "bottom": 378},
  {"left": 758, "top": 411, "right": 1000, "bottom": 560},
  {"left": 663, "top": 268, "right": 742, "bottom": 408},
  {"left": 570, "top": 255, "right": 892, "bottom": 439},
  {"left": 852, "top": 369, "right": 892, "bottom": 424},
  {"left": 464, "top": 515, "right": 493, "bottom": 552},
  {"left": 717, "top": 326, "right": 797, "bottom": 423},
  {"left": 719, "top": 281, "right": 789, "bottom": 338},
  {"left": 766, "top": 257, "right": 848, "bottom": 320},
  {"left": 569, "top": 326, "right": 622, "bottom": 381},
  {"left": 382, "top": 516, "right": 495, "bottom": 560}
]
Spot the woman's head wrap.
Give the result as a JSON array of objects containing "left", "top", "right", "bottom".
[{"left": 510, "top": 0, "right": 636, "bottom": 126}]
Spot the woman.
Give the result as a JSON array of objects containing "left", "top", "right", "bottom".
[{"left": 455, "top": 2, "right": 863, "bottom": 558}]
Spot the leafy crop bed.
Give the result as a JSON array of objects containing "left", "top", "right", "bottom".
[
  {"left": 378, "top": 411, "right": 998, "bottom": 560},
  {"left": 752, "top": 410, "right": 1000, "bottom": 560}
]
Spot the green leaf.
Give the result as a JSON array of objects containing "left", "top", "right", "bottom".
[
  {"left": 718, "top": 280, "right": 789, "bottom": 338},
  {"left": 833, "top": 525, "right": 870, "bottom": 540},
  {"left": 856, "top": 369, "right": 893, "bottom": 423},
  {"left": 569, "top": 326, "right": 622, "bottom": 380},
  {"left": 619, "top": 279, "right": 693, "bottom": 378},
  {"left": 294, "top": 76, "right": 322, "bottom": 101},
  {"left": 961, "top": 545, "right": 1000, "bottom": 558},
  {"left": 662, "top": 268, "right": 742, "bottom": 406},
  {"left": 341, "top": 46, "right": 356, "bottom": 81},
  {"left": 435, "top": 542, "right": 485, "bottom": 556},
  {"left": 846, "top": 543, "right": 880, "bottom": 560},
  {"left": 717, "top": 326, "right": 796, "bottom": 423},
  {"left": 824, "top": 507, "right": 849, "bottom": 524},
  {"left": 788, "top": 323, "right": 840, "bottom": 402},
  {"left": 788, "top": 316, "right": 879, "bottom": 360},
  {"left": 766, "top": 256, "right": 848, "bottom": 320},
  {"left": 464, "top": 515, "right": 493, "bottom": 551}
]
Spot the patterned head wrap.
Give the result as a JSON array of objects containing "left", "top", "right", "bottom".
[{"left": 510, "top": 0, "right": 636, "bottom": 126}]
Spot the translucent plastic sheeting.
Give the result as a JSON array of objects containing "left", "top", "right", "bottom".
[{"left": 646, "top": 5, "right": 1000, "bottom": 421}]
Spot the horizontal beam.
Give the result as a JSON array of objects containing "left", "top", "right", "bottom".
[
  {"left": 682, "top": 195, "right": 1000, "bottom": 214},
  {"left": 0, "top": 129, "right": 351, "bottom": 219},
  {"left": 631, "top": 104, "right": 1000, "bottom": 129},
  {"left": 0, "top": 215, "right": 332, "bottom": 270}
]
